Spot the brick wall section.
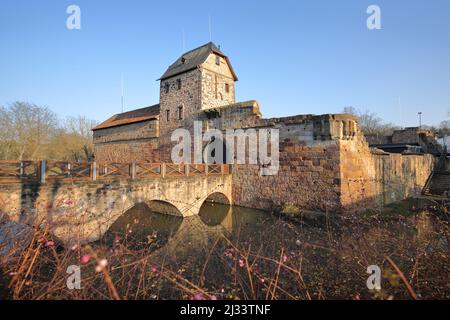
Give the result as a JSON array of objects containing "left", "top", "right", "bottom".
[{"left": 232, "top": 140, "right": 341, "bottom": 212}]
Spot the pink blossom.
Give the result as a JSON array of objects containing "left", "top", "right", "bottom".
[
  {"left": 191, "top": 293, "right": 204, "bottom": 300},
  {"left": 95, "top": 259, "right": 108, "bottom": 272},
  {"left": 282, "top": 255, "right": 288, "bottom": 263},
  {"left": 238, "top": 259, "right": 245, "bottom": 268},
  {"left": 45, "top": 241, "right": 55, "bottom": 247},
  {"left": 70, "top": 244, "right": 79, "bottom": 251},
  {"left": 80, "top": 255, "right": 90, "bottom": 264},
  {"left": 99, "top": 259, "right": 108, "bottom": 268},
  {"left": 9, "top": 272, "right": 17, "bottom": 276},
  {"left": 259, "top": 277, "right": 265, "bottom": 283},
  {"left": 151, "top": 266, "right": 158, "bottom": 273},
  {"left": 354, "top": 294, "right": 361, "bottom": 300},
  {"left": 210, "top": 295, "right": 217, "bottom": 300}
]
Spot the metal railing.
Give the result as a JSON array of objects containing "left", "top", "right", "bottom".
[{"left": 0, "top": 161, "right": 230, "bottom": 184}]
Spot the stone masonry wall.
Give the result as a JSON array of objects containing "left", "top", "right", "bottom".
[
  {"left": 159, "top": 69, "right": 202, "bottom": 136},
  {"left": 158, "top": 69, "right": 202, "bottom": 161},
  {"left": 93, "top": 119, "right": 158, "bottom": 144},
  {"left": 200, "top": 53, "right": 235, "bottom": 110},
  {"left": 339, "top": 134, "right": 435, "bottom": 209},
  {"left": 94, "top": 139, "right": 160, "bottom": 163},
  {"left": 232, "top": 139, "right": 341, "bottom": 212}
]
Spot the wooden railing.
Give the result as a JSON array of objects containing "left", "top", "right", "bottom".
[{"left": 0, "top": 161, "right": 230, "bottom": 184}]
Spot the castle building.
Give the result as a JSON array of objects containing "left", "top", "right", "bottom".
[
  {"left": 93, "top": 42, "right": 242, "bottom": 162},
  {"left": 92, "top": 42, "right": 435, "bottom": 212}
]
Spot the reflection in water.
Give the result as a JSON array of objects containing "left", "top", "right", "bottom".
[
  {"left": 103, "top": 203, "right": 183, "bottom": 250},
  {"left": 103, "top": 202, "right": 269, "bottom": 254}
]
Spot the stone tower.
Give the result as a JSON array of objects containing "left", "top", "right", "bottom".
[{"left": 158, "top": 42, "right": 238, "bottom": 140}]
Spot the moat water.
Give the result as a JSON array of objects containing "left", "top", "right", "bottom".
[{"left": 102, "top": 202, "right": 270, "bottom": 255}]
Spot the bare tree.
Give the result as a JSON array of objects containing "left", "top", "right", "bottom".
[
  {"left": 342, "top": 106, "right": 398, "bottom": 137},
  {"left": 438, "top": 120, "right": 450, "bottom": 149},
  {"left": 0, "top": 102, "right": 97, "bottom": 161}
]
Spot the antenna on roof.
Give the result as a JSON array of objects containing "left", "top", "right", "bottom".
[
  {"left": 208, "top": 14, "right": 212, "bottom": 41},
  {"left": 398, "top": 96, "right": 403, "bottom": 129},
  {"left": 121, "top": 73, "right": 124, "bottom": 113}
]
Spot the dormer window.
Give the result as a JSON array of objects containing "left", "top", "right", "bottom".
[
  {"left": 164, "top": 83, "right": 169, "bottom": 94},
  {"left": 181, "top": 57, "right": 186, "bottom": 64},
  {"left": 177, "top": 79, "right": 182, "bottom": 90},
  {"left": 215, "top": 55, "right": 220, "bottom": 65}
]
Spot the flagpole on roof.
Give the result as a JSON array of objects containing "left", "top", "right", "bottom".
[{"left": 209, "top": 15, "right": 212, "bottom": 41}]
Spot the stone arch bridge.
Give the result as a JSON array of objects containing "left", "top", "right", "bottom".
[{"left": 0, "top": 161, "right": 232, "bottom": 243}]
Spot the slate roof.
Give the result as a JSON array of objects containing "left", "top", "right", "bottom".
[
  {"left": 92, "top": 104, "right": 160, "bottom": 131},
  {"left": 159, "top": 42, "right": 238, "bottom": 81}
]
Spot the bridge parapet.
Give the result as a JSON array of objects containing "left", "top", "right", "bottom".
[{"left": 0, "top": 161, "right": 230, "bottom": 184}]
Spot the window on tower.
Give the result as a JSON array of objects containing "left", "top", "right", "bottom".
[
  {"left": 225, "top": 83, "right": 229, "bottom": 93},
  {"left": 177, "top": 79, "right": 182, "bottom": 90},
  {"left": 164, "top": 83, "right": 169, "bottom": 94},
  {"left": 215, "top": 55, "right": 220, "bottom": 65},
  {"left": 166, "top": 109, "right": 170, "bottom": 121},
  {"left": 178, "top": 106, "right": 183, "bottom": 120}
]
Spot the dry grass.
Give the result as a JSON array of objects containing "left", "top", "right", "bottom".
[{"left": 0, "top": 198, "right": 448, "bottom": 300}]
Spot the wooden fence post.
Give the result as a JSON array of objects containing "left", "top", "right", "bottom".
[
  {"left": 92, "top": 162, "right": 97, "bottom": 181},
  {"left": 162, "top": 163, "right": 166, "bottom": 178},
  {"left": 131, "top": 161, "right": 136, "bottom": 179},
  {"left": 40, "top": 160, "right": 46, "bottom": 184},
  {"left": 185, "top": 163, "right": 189, "bottom": 177},
  {"left": 205, "top": 163, "right": 209, "bottom": 176}
]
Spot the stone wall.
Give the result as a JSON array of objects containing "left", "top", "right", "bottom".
[
  {"left": 200, "top": 53, "right": 235, "bottom": 110},
  {"left": 159, "top": 69, "right": 202, "bottom": 138},
  {"left": 93, "top": 119, "right": 158, "bottom": 144},
  {"left": 230, "top": 113, "right": 435, "bottom": 213},
  {"left": 94, "top": 139, "right": 160, "bottom": 163},
  {"left": 232, "top": 139, "right": 341, "bottom": 212},
  {"left": 339, "top": 134, "right": 435, "bottom": 209},
  {"left": 228, "top": 114, "right": 346, "bottom": 211},
  {"left": 93, "top": 119, "right": 160, "bottom": 162}
]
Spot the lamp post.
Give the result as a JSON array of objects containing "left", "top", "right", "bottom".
[{"left": 418, "top": 112, "right": 422, "bottom": 129}]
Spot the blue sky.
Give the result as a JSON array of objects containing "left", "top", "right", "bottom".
[{"left": 0, "top": 0, "right": 449, "bottom": 127}]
